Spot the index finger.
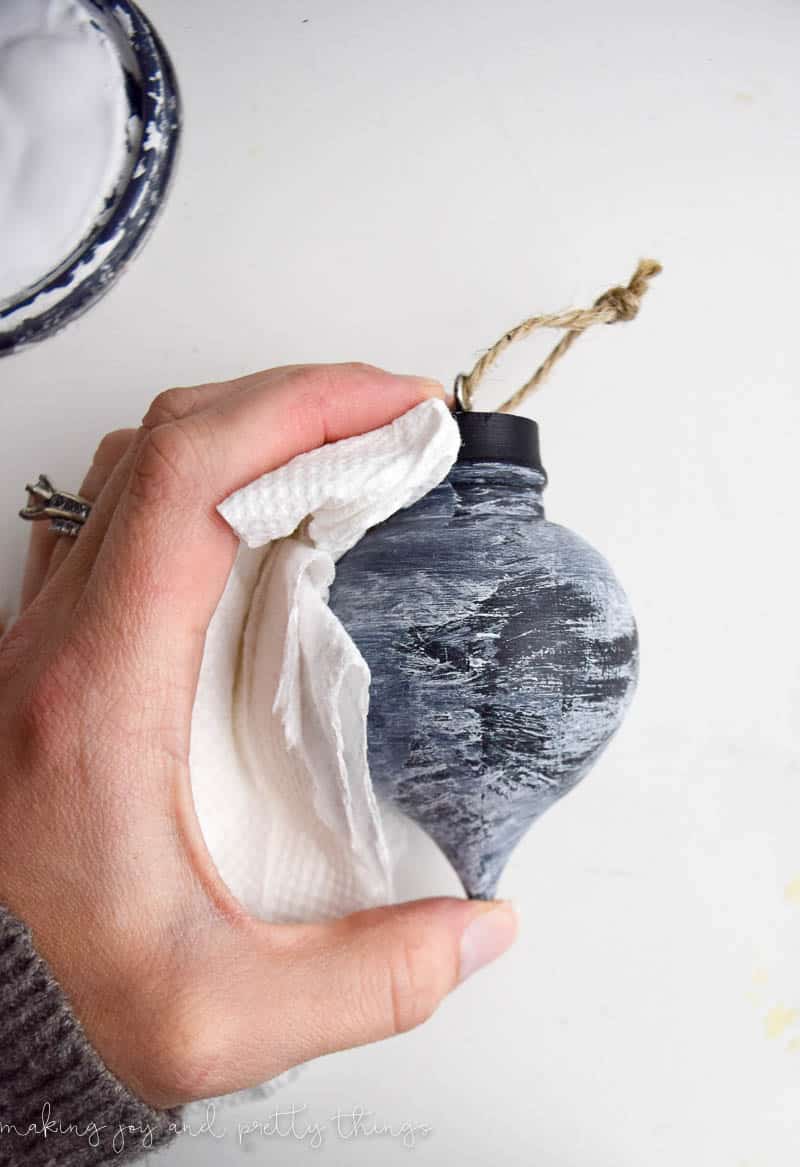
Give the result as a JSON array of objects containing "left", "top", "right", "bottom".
[{"left": 83, "top": 363, "right": 447, "bottom": 666}]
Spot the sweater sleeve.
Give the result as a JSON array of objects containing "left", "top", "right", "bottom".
[{"left": 0, "top": 903, "right": 183, "bottom": 1165}]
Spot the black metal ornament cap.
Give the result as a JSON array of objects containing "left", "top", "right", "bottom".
[{"left": 454, "top": 409, "right": 547, "bottom": 479}]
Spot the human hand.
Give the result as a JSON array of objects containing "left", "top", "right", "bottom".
[{"left": 0, "top": 363, "right": 518, "bottom": 1109}]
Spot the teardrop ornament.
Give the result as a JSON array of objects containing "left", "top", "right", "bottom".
[{"left": 328, "top": 410, "right": 638, "bottom": 899}]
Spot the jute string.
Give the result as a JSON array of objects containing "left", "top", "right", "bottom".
[{"left": 458, "top": 259, "right": 662, "bottom": 413}]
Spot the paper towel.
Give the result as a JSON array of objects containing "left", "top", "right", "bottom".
[{"left": 189, "top": 396, "right": 461, "bottom": 925}]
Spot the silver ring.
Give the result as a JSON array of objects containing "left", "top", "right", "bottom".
[{"left": 19, "top": 474, "right": 92, "bottom": 538}]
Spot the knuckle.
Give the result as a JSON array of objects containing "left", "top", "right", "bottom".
[
  {"left": 384, "top": 924, "right": 443, "bottom": 1036},
  {"left": 291, "top": 361, "right": 378, "bottom": 400},
  {"left": 313, "top": 361, "right": 377, "bottom": 398},
  {"left": 128, "top": 421, "right": 201, "bottom": 507},
  {"left": 335, "top": 360, "right": 382, "bottom": 376},
  {"left": 276, "top": 370, "right": 328, "bottom": 443},
  {"left": 141, "top": 386, "right": 197, "bottom": 430},
  {"left": 282, "top": 362, "right": 378, "bottom": 441}
]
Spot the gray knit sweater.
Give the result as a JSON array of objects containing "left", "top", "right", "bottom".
[{"left": 0, "top": 903, "right": 182, "bottom": 1165}]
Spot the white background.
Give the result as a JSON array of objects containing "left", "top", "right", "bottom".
[{"left": 2, "top": 0, "right": 800, "bottom": 1163}]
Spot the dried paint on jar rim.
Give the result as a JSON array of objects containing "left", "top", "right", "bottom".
[{"left": 0, "top": 0, "right": 181, "bottom": 357}]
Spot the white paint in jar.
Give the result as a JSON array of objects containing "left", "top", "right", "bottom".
[{"left": 0, "top": 0, "right": 137, "bottom": 305}]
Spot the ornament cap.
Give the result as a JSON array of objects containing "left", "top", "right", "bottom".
[{"left": 454, "top": 409, "right": 546, "bottom": 478}]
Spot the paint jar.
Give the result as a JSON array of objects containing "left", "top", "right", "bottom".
[
  {"left": 0, "top": 0, "right": 181, "bottom": 356},
  {"left": 328, "top": 410, "right": 639, "bottom": 898}
]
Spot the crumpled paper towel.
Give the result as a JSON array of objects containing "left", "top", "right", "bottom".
[{"left": 188, "top": 396, "right": 461, "bottom": 925}]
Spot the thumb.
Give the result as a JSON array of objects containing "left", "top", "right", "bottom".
[{"left": 178, "top": 897, "right": 518, "bottom": 1103}]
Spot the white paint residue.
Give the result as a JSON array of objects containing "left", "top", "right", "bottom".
[
  {"left": 112, "top": 4, "right": 135, "bottom": 40},
  {"left": 143, "top": 123, "right": 165, "bottom": 153},
  {"left": 0, "top": 0, "right": 132, "bottom": 304},
  {"left": 0, "top": 236, "right": 119, "bottom": 327}
]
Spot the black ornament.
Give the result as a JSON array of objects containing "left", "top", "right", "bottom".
[{"left": 328, "top": 410, "right": 639, "bottom": 899}]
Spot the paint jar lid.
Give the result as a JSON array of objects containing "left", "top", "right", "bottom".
[{"left": 454, "top": 410, "right": 546, "bottom": 477}]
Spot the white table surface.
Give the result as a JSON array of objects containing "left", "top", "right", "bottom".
[{"left": 2, "top": 1, "right": 799, "bottom": 1163}]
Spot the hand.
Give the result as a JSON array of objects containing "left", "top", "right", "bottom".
[{"left": 0, "top": 363, "right": 518, "bottom": 1109}]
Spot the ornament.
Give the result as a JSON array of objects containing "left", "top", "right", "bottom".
[{"left": 328, "top": 261, "right": 661, "bottom": 898}]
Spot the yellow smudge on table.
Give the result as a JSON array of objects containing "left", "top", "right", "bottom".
[
  {"left": 788, "top": 1037, "right": 800, "bottom": 1053},
  {"left": 745, "top": 967, "right": 769, "bottom": 1003},
  {"left": 764, "top": 1005, "right": 798, "bottom": 1040},
  {"left": 784, "top": 877, "right": 800, "bottom": 904}
]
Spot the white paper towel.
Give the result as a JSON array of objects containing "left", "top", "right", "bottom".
[{"left": 189, "top": 397, "right": 461, "bottom": 925}]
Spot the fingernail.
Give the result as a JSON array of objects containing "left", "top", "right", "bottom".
[{"left": 458, "top": 900, "right": 519, "bottom": 983}]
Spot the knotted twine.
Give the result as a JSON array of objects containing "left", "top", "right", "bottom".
[{"left": 457, "top": 259, "right": 662, "bottom": 413}]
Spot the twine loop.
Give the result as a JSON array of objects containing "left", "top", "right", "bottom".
[{"left": 457, "top": 258, "right": 662, "bottom": 413}]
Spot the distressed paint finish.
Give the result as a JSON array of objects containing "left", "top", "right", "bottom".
[{"left": 328, "top": 460, "right": 639, "bottom": 899}]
